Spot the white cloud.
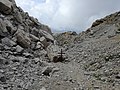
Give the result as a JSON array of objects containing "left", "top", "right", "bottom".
[{"left": 15, "top": 0, "right": 120, "bottom": 32}]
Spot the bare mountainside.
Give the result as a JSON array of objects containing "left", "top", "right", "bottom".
[
  {"left": 0, "top": 0, "right": 120, "bottom": 90},
  {"left": 55, "top": 11, "right": 120, "bottom": 90}
]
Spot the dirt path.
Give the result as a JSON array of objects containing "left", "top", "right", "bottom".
[
  {"left": 40, "top": 61, "right": 93, "bottom": 90},
  {"left": 39, "top": 59, "right": 120, "bottom": 90}
]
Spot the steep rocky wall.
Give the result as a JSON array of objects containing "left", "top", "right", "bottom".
[
  {"left": 0, "top": 0, "right": 58, "bottom": 89},
  {"left": 0, "top": 0, "right": 54, "bottom": 50}
]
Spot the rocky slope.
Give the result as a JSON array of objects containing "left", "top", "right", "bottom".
[
  {"left": 56, "top": 11, "right": 120, "bottom": 89},
  {"left": 0, "top": 0, "right": 120, "bottom": 90},
  {"left": 0, "top": 0, "right": 60, "bottom": 90}
]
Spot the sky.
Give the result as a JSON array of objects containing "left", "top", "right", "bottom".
[{"left": 15, "top": 0, "right": 120, "bottom": 32}]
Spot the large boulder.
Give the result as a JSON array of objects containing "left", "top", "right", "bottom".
[
  {"left": 10, "top": 0, "right": 16, "bottom": 8},
  {"left": 30, "top": 16, "right": 41, "bottom": 26},
  {"left": 0, "top": 18, "right": 8, "bottom": 37},
  {"left": 0, "top": 0, "right": 12, "bottom": 14},
  {"left": 40, "top": 25, "right": 52, "bottom": 34},
  {"left": 29, "top": 34, "right": 39, "bottom": 42},
  {"left": 15, "top": 29, "right": 31, "bottom": 48},
  {"left": 13, "top": 9, "right": 23, "bottom": 23},
  {"left": 39, "top": 30, "right": 54, "bottom": 42},
  {"left": 40, "top": 36, "right": 48, "bottom": 48},
  {"left": 2, "top": 37, "right": 16, "bottom": 47},
  {"left": 4, "top": 19, "right": 16, "bottom": 34},
  {"left": 31, "top": 27, "right": 39, "bottom": 37},
  {"left": 42, "top": 66, "right": 54, "bottom": 76}
]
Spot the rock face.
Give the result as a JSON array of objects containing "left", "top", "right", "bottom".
[
  {"left": 39, "top": 30, "right": 54, "bottom": 42},
  {"left": 0, "top": 0, "right": 54, "bottom": 49},
  {"left": 0, "top": 0, "right": 57, "bottom": 90},
  {"left": 15, "top": 30, "right": 31, "bottom": 48},
  {"left": 0, "top": 18, "right": 8, "bottom": 36},
  {"left": 0, "top": 0, "right": 12, "bottom": 14},
  {"left": 54, "top": 31, "right": 77, "bottom": 46},
  {"left": 2, "top": 37, "right": 16, "bottom": 47}
]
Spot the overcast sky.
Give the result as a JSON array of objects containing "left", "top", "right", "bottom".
[{"left": 15, "top": 0, "right": 120, "bottom": 32}]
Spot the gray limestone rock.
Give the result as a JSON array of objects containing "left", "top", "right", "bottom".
[
  {"left": 39, "top": 30, "right": 54, "bottom": 42},
  {"left": 13, "top": 8, "right": 23, "bottom": 23},
  {"left": 29, "top": 34, "right": 39, "bottom": 42},
  {"left": 2, "top": 37, "right": 16, "bottom": 47},
  {"left": 40, "top": 36, "right": 48, "bottom": 48},
  {"left": 16, "top": 45, "right": 24, "bottom": 53},
  {"left": 0, "top": 18, "right": 8, "bottom": 36},
  {"left": 42, "top": 66, "right": 54, "bottom": 76},
  {"left": 40, "top": 87, "right": 46, "bottom": 90},
  {"left": 15, "top": 29, "right": 31, "bottom": 48},
  {"left": 0, "top": 0, "right": 12, "bottom": 14},
  {"left": 4, "top": 19, "right": 16, "bottom": 34}
]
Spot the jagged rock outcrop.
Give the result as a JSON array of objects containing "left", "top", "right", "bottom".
[
  {"left": 0, "top": 18, "right": 9, "bottom": 36},
  {"left": 0, "top": 0, "right": 54, "bottom": 49},
  {"left": 0, "top": 0, "right": 12, "bottom": 14},
  {"left": 0, "top": 0, "right": 60, "bottom": 90},
  {"left": 54, "top": 31, "right": 77, "bottom": 46},
  {"left": 91, "top": 11, "right": 120, "bottom": 28}
]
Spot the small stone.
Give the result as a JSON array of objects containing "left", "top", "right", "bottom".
[
  {"left": 0, "top": 76, "right": 6, "bottom": 82},
  {"left": 16, "top": 45, "right": 24, "bottom": 53},
  {"left": 42, "top": 66, "right": 54, "bottom": 76},
  {"left": 17, "top": 85, "right": 22, "bottom": 88},
  {"left": 12, "top": 67, "right": 17, "bottom": 71},
  {"left": 36, "top": 44, "right": 42, "bottom": 49},
  {"left": 15, "top": 29, "right": 31, "bottom": 48},
  {"left": 36, "top": 42, "right": 43, "bottom": 49},
  {"left": 52, "top": 67, "right": 60, "bottom": 74},
  {"left": 0, "top": 69, "right": 4, "bottom": 73},
  {"left": 23, "top": 53, "right": 33, "bottom": 58},
  {"left": 63, "top": 77, "right": 68, "bottom": 81},
  {"left": 33, "top": 58, "right": 40, "bottom": 63},
  {"left": 0, "top": 56, "right": 5, "bottom": 64},
  {"left": 94, "top": 85, "right": 100, "bottom": 90},
  {"left": 40, "top": 87, "right": 46, "bottom": 90},
  {"left": 3, "top": 86, "right": 8, "bottom": 89},
  {"left": 4, "top": 45, "right": 11, "bottom": 50},
  {"left": 116, "top": 73, "right": 120, "bottom": 79}
]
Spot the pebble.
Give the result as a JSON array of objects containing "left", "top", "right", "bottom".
[{"left": 40, "top": 87, "right": 46, "bottom": 90}]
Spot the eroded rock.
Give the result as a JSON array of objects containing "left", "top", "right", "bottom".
[
  {"left": 15, "top": 29, "right": 31, "bottom": 48},
  {"left": 40, "top": 36, "right": 48, "bottom": 48},
  {"left": 2, "top": 37, "right": 16, "bottom": 47},
  {"left": 0, "top": 18, "right": 8, "bottom": 37},
  {"left": 0, "top": 0, "right": 12, "bottom": 14},
  {"left": 15, "top": 45, "right": 23, "bottom": 53},
  {"left": 42, "top": 66, "right": 54, "bottom": 76},
  {"left": 39, "top": 30, "right": 54, "bottom": 42}
]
